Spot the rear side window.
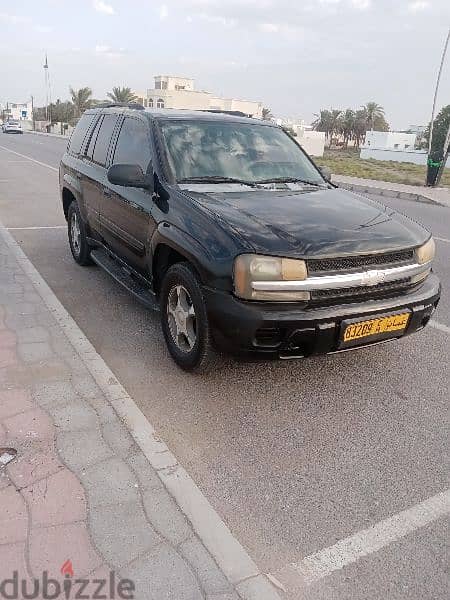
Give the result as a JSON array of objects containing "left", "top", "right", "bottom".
[
  {"left": 68, "top": 114, "right": 94, "bottom": 155},
  {"left": 113, "top": 118, "right": 152, "bottom": 173},
  {"left": 92, "top": 114, "right": 118, "bottom": 166},
  {"left": 85, "top": 116, "right": 103, "bottom": 160}
]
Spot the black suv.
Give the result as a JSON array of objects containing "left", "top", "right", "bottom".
[{"left": 60, "top": 104, "right": 440, "bottom": 371}]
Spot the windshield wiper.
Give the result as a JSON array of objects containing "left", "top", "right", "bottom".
[
  {"left": 254, "top": 177, "right": 323, "bottom": 187},
  {"left": 178, "top": 176, "right": 260, "bottom": 187}
]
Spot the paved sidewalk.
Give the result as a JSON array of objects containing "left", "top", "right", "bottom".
[
  {"left": 0, "top": 223, "right": 281, "bottom": 599},
  {"left": 332, "top": 174, "right": 450, "bottom": 207}
]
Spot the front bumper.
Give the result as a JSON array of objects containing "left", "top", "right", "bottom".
[{"left": 204, "top": 274, "right": 441, "bottom": 358}]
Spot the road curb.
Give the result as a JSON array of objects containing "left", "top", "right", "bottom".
[
  {"left": 334, "top": 180, "right": 443, "bottom": 206},
  {"left": 25, "top": 130, "right": 69, "bottom": 139},
  {"left": 0, "top": 220, "right": 282, "bottom": 600}
]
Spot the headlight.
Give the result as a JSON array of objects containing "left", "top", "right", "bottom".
[
  {"left": 415, "top": 237, "right": 435, "bottom": 265},
  {"left": 234, "top": 254, "right": 309, "bottom": 301}
]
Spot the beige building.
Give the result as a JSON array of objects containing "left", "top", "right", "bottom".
[{"left": 135, "top": 76, "right": 262, "bottom": 118}]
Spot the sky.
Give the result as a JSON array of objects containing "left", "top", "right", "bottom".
[{"left": 0, "top": 0, "right": 449, "bottom": 129}]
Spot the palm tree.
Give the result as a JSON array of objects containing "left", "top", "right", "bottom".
[
  {"left": 354, "top": 109, "right": 368, "bottom": 148},
  {"left": 107, "top": 87, "right": 137, "bottom": 103},
  {"left": 329, "top": 109, "right": 342, "bottom": 145},
  {"left": 262, "top": 107, "right": 273, "bottom": 121},
  {"left": 363, "top": 102, "right": 385, "bottom": 131},
  {"left": 70, "top": 87, "right": 93, "bottom": 117},
  {"left": 338, "top": 109, "right": 356, "bottom": 148},
  {"left": 312, "top": 109, "right": 333, "bottom": 143}
]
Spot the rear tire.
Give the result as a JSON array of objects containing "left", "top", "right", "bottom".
[
  {"left": 160, "top": 262, "right": 217, "bottom": 372},
  {"left": 67, "top": 201, "right": 93, "bottom": 266}
]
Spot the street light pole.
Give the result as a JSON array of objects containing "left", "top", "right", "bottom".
[{"left": 427, "top": 27, "right": 450, "bottom": 157}]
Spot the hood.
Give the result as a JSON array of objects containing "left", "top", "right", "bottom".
[{"left": 187, "top": 186, "right": 429, "bottom": 258}]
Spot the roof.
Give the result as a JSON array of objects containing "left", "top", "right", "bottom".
[{"left": 85, "top": 106, "right": 274, "bottom": 126}]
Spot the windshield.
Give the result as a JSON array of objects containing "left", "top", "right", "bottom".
[{"left": 159, "top": 120, "right": 325, "bottom": 186}]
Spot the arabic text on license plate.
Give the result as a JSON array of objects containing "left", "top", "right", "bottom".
[{"left": 343, "top": 313, "right": 410, "bottom": 343}]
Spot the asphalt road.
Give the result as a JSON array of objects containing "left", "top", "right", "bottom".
[{"left": 0, "top": 132, "right": 449, "bottom": 599}]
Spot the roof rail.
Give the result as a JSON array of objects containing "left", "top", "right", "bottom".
[
  {"left": 202, "top": 109, "right": 251, "bottom": 118},
  {"left": 95, "top": 102, "right": 145, "bottom": 110}
]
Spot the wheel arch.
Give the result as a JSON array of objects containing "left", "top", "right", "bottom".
[{"left": 151, "top": 225, "right": 210, "bottom": 296}]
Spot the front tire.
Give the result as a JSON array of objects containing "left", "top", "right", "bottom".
[
  {"left": 160, "top": 262, "right": 216, "bottom": 372},
  {"left": 67, "top": 201, "right": 92, "bottom": 266}
]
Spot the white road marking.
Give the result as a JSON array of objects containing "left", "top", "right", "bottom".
[
  {"left": 429, "top": 319, "right": 450, "bottom": 334},
  {"left": 7, "top": 225, "right": 66, "bottom": 231},
  {"left": 0, "top": 220, "right": 280, "bottom": 600},
  {"left": 271, "top": 489, "right": 450, "bottom": 587},
  {"left": 435, "top": 236, "right": 450, "bottom": 244},
  {"left": 0, "top": 145, "right": 58, "bottom": 172}
]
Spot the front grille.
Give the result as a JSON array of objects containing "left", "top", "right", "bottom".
[
  {"left": 308, "top": 250, "right": 415, "bottom": 274},
  {"left": 311, "top": 278, "right": 416, "bottom": 305}
]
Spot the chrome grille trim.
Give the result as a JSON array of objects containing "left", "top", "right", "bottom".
[
  {"left": 251, "top": 262, "right": 431, "bottom": 292},
  {"left": 308, "top": 250, "right": 415, "bottom": 273}
]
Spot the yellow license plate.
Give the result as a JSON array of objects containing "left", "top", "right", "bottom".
[{"left": 343, "top": 313, "right": 410, "bottom": 343}]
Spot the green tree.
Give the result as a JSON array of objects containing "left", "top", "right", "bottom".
[
  {"left": 49, "top": 99, "right": 74, "bottom": 124},
  {"left": 363, "top": 102, "right": 386, "bottom": 131},
  {"left": 353, "top": 109, "right": 368, "bottom": 148},
  {"left": 262, "top": 107, "right": 273, "bottom": 121},
  {"left": 312, "top": 109, "right": 333, "bottom": 142},
  {"left": 337, "top": 109, "right": 356, "bottom": 148},
  {"left": 425, "top": 104, "right": 450, "bottom": 154},
  {"left": 107, "top": 86, "right": 137, "bottom": 103},
  {"left": 70, "top": 87, "right": 93, "bottom": 117}
]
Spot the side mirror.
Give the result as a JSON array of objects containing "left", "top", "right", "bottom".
[
  {"left": 107, "top": 164, "right": 152, "bottom": 190},
  {"left": 319, "top": 165, "right": 332, "bottom": 181}
]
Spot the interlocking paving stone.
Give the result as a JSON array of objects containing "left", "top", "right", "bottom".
[
  {"left": 0, "top": 388, "right": 34, "bottom": 419},
  {"left": 29, "top": 521, "right": 102, "bottom": 579},
  {"left": 121, "top": 543, "right": 204, "bottom": 600},
  {"left": 50, "top": 400, "right": 99, "bottom": 432},
  {"left": 22, "top": 468, "right": 86, "bottom": 527},
  {"left": 57, "top": 430, "right": 113, "bottom": 472},
  {"left": 101, "top": 420, "right": 137, "bottom": 457},
  {"left": 142, "top": 487, "right": 192, "bottom": 546},
  {"left": 0, "top": 541, "right": 29, "bottom": 581},
  {"left": 7, "top": 450, "right": 64, "bottom": 488},
  {"left": 81, "top": 457, "right": 139, "bottom": 507},
  {"left": 126, "top": 451, "right": 164, "bottom": 492},
  {"left": 179, "top": 536, "right": 233, "bottom": 596},
  {"left": 17, "top": 341, "right": 54, "bottom": 363},
  {"left": 0, "top": 486, "right": 28, "bottom": 544},
  {"left": 4, "top": 408, "right": 55, "bottom": 442},
  {"left": 89, "top": 500, "right": 161, "bottom": 567}
]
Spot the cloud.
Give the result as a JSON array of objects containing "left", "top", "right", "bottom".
[
  {"left": 0, "top": 12, "right": 29, "bottom": 25},
  {"left": 259, "top": 23, "right": 280, "bottom": 33},
  {"left": 350, "top": 0, "right": 371, "bottom": 9},
  {"left": 159, "top": 4, "right": 169, "bottom": 19},
  {"left": 93, "top": 0, "right": 115, "bottom": 15},
  {"left": 407, "top": 0, "right": 430, "bottom": 12}
]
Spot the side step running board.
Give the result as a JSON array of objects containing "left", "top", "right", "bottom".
[{"left": 90, "top": 249, "right": 159, "bottom": 311}]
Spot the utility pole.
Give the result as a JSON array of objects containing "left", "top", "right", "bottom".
[
  {"left": 426, "top": 27, "right": 450, "bottom": 184},
  {"left": 31, "top": 95, "right": 35, "bottom": 131},
  {"left": 435, "top": 123, "right": 450, "bottom": 187},
  {"left": 43, "top": 53, "right": 52, "bottom": 128}
]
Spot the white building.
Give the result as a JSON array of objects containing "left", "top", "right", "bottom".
[
  {"left": 134, "top": 76, "right": 263, "bottom": 118},
  {"left": 3, "top": 101, "right": 32, "bottom": 122},
  {"left": 274, "top": 118, "right": 325, "bottom": 157},
  {"left": 360, "top": 130, "right": 449, "bottom": 168},
  {"left": 363, "top": 131, "right": 417, "bottom": 151}
]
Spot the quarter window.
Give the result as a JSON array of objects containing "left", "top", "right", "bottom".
[
  {"left": 92, "top": 114, "right": 118, "bottom": 166},
  {"left": 113, "top": 118, "right": 152, "bottom": 173},
  {"left": 68, "top": 114, "right": 95, "bottom": 155},
  {"left": 85, "top": 116, "right": 103, "bottom": 160}
]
